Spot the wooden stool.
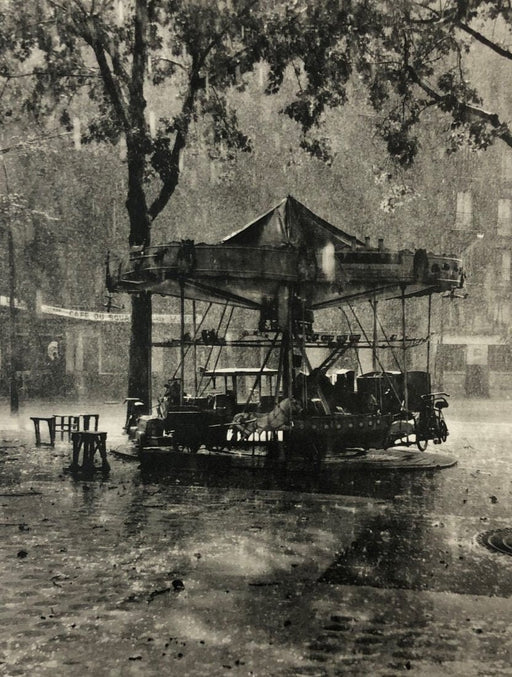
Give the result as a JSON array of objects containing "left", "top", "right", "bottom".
[
  {"left": 54, "top": 415, "right": 80, "bottom": 441},
  {"left": 70, "top": 431, "right": 110, "bottom": 472},
  {"left": 30, "top": 417, "right": 56, "bottom": 447}
]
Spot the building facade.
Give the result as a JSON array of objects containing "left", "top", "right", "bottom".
[{"left": 435, "top": 142, "right": 512, "bottom": 398}]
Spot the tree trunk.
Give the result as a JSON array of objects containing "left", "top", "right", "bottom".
[
  {"left": 126, "top": 159, "right": 152, "bottom": 411},
  {"left": 128, "top": 291, "right": 152, "bottom": 411},
  {"left": 7, "top": 225, "right": 19, "bottom": 415}
]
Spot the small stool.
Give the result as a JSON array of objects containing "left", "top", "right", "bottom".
[
  {"left": 54, "top": 415, "right": 80, "bottom": 441},
  {"left": 70, "top": 431, "right": 110, "bottom": 472},
  {"left": 31, "top": 416, "right": 56, "bottom": 447}
]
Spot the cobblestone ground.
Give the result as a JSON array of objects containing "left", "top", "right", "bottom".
[{"left": 0, "top": 399, "right": 512, "bottom": 676}]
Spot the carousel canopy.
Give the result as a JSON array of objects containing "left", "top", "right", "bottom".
[
  {"left": 109, "top": 196, "right": 463, "bottom": 313},
  {"left": 222, "top": 196, "right": 365, "bottom": 249}
]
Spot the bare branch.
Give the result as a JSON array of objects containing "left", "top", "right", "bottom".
[
  {"left": 457, "top": 21, "right": 512, "bottom": 61},
  {"left": 1, "top": 70, "right": 100, "bottom": 79},
  {"left": 101, "top": 32, "right": 131, "bottom": 86},
  {"left": 407, "top": 65, "right": 512, "bottom": 148},
  {"left": 147, "top": 108, "right": 190, "bottom": 221},
  {"left": 0, "top": 79, "right": 8, "bottom": 101},
  {"left": 410, "top": 1, "right": 512, "bottom": 61},
  {"left": 81, "top": 20, "right": 130, "bottom": 131},
  {"left": 154, "top": 56, "right": 188, "bottom": 72},
  {"left": 47, "top": 0, "right": 68, "bottom": 12},
  {"left": 147, "top": 68, "right": 200, "bottom": 222},
  {"left": 70, "top": 0, "right": 89, "bottom": 16},
  {"left": 0, "top": 132, "right": 72, "bottom": 155},
  {"left": 291, "top": 60, "right": 304, "bottom": 94},
  {"left": 411, "top": 1, "right": 440, "bottom": 17}
]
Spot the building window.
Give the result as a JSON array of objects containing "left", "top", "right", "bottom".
[
  {"left": 455, "top": 191, "right": 472, "bottom": 228},
  {"left": 438, "top": 344, "right": 466, "bottom": 371},
  {"left": 498, "top": 199, "right": 512, "bottom": 236},
  {"left": 502, "top": 250, "right": 511, "bottom": 282},
  {"left": 489, "top": 345, "right": 512, "bottom": 371}
]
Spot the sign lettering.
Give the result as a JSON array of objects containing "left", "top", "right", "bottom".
[{"left": 40, "top": 304, "right": 199, "bottom": 324}]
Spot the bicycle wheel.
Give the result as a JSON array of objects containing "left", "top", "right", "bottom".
[{"left": 438, "top": 418, "right": 448, "bottom": 443}]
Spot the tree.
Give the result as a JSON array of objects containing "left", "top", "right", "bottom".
[{"left": 5, "top": 0, "right": 298, "bottom": 408}]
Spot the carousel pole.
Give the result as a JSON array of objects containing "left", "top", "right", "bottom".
[
  {"left": 280, "top": 329, "right": 291, "bottom": 401},
  {"left": 179, "top": 278, "right": 185, "bottom": 405},
  {"left": 192, "top": 299, "right": 198, "bottom": 396},
  {"left": 300, "top": 297, "right": 308, "bottom": 408},
  {"left": 278, "top": 285, "right": 294, "bottom": 402},
  {"left": 401, "top": 286, "right": 409, "bottom": 411},
  {"left": 287, "top": 298, "right": 294, "bottom": 401},
  {"left": 274, "top": 334, "right": 284, "bottom": 402},
  {"left": 426, "top": 293, "right": 432, "bottom": 377},
  {"left": 371, "top": 294, "right": 378, "bottom": 372}
]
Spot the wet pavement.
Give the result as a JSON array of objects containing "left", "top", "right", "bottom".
[{"left": 1, "top": 399, "right": 512, "bottom": 676}]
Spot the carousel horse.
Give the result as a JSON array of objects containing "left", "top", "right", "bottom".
[{"left": 230, "top": 398, "right": 302, "bottom": 440}]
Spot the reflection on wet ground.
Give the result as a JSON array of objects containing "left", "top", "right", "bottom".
[
  {"left": 140, "top": 460, "right": 417, "bottom": 499},
  {"left": 1, "top": 398, "right": 512, "bottom": 675}
]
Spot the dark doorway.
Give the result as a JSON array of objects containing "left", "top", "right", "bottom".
[{"left": 465, "top": 364, "right": 489, "bottom": 397}]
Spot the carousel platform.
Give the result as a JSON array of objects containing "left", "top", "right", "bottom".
[
  {"left": 323, "top": 447, "right": 457, "bottom": 470},
  {"left": 110, "top": 442, "right": 456, "bottom": 472}
]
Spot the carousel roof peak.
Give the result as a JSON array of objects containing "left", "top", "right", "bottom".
[{"left": 221, "top": 195, "right": 365, "bottom": 249}]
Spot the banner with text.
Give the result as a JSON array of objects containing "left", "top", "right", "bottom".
[{"left": 40, "top": 304, "right": 198, "bottom": 324}]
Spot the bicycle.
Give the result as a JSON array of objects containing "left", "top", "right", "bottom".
[{"left": 414, "top": 392, "right": 449, "bottom": 451}]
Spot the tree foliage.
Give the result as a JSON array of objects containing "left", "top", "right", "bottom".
[
  {"left": 264, "top": 0, "right": 512, "bottom": 168},
  {"left": 3, "top": 1, "right": 282, "bottom": 245},
  {"left": 5, "top": 1, "right": 510, "bottom": 233}
]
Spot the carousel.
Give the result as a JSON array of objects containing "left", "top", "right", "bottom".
[{"left": 108, "top": 196, "right": 463, "bottom": 465}]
